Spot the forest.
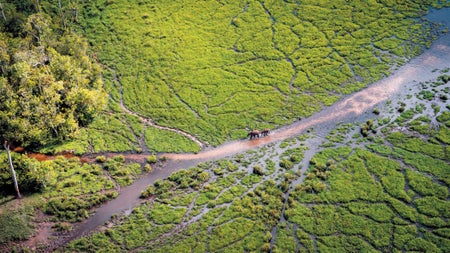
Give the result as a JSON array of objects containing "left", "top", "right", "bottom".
[{"left": 0, "top": 0, "right": 449, "bottom": 252}]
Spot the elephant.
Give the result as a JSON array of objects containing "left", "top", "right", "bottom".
[
  {"left": 248, "top": 130, "right": 260, "bottom": 139},
  {"left": 260, "top": 128, "right": 270, "bottom": 137}
]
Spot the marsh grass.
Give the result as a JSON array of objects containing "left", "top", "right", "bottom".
[
  {"left": 0, "top": 205, "right": 34, "bottom": 243},
  {"left": 62, "top": 0, "right": 449, "bottom": 152},
  {"left": 0, "top": 153, "right": 148, "bottom": 248},
  {"left": 66, "top": 98, "right": 450, "bottom": 252}
]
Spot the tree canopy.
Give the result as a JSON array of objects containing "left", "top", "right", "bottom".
[
  {"left": 0, "top": 6, "right": 106, "bottom": 149},
  {"left": 0, "top": 1, "right": 106, "bottom": 198}
]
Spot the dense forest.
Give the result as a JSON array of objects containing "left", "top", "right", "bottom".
[
  {"left": 0, "top": 0, "right": 106, "bottom": 197},
  {"left": 0, "top": 0, "right": 449, "bottom": 252}
]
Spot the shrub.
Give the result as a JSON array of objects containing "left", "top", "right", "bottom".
[
  {"left": 44, "top": 196, "right": 90, "bottom": 222},
  {"left": 212, "top": 167, "right": 224, "bottom": 176},
  {"left": 95, "top": 156, "right": 106, "bottom": 163},
  {"left": 279, "top": 181, "right": 290, "bottom": 192},
  {"left": 290, "top": 154, "right": 300, "bottom": 162},
  {"left": 360, "top": 120, "right": 375, "bottom": 137},
  {"left": 0, "top": 153, "right": 47, "bottom": 194},
  {"left": 198, "top": 171, "right": 210, "bottom": 182},
  {"left": 279, "top": 159, "right": 294, "bottom": 169},
  {"left": 140, "top": 185, "right": 155, "bottom": 199},
  {"left": 143, "top": 164, "right": 153, "bottom": 173},
  {"left": 438, "top": 74, "right": 450, "bottom": 83},
  {"left": 261, "top": 243, "right": 271, "bottom": 252},
  {"left": 253, "top": 165, "right": 264, "bottom": 176},
  {"left": 52, "top": 222, "right": 73, "bottom": 232},
  {"left": 147, "top": 155, "right": 157, "bottom": 164},
  {"left": 112, "top": 155, "right": 126, "bottom": 163}
]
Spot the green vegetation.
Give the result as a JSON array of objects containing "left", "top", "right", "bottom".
[
  {"left": 66, "top": 73, "right": 450, "bottom": 252},
  {"left": 41, "top": 113, "right": 144, "bottom": 154},
  {"left": 103, "top": 155, "right": 142, "bottom": 187},
  {"left": 322, "top": 123, "right": 356, "bottom": 147},
  {"left": 286, "top": 88, "right": 450, "bottom": 252},
  {"left": 145, "top": 127, "right": 200, "bottom": 153},
  {"left": 1, "top": 0, "right": 450, "bottom": 251},
  {"left": 289, "top": 141, "right": 449, "bottom": 251},
  {"left": 66, "top": 138, "right": 310, "bottom": 252},
  {"left": 0, "top": 1, "right": 107, "bottom": 198},
  {"left": 68, "top": 0, "right": 449, "bottom": 151},
  {"left": 0, "top": 201, "right": 34, "bottom": 243},
  {"left": 0, "top": 153, "right": 150, "bottom": 250}
]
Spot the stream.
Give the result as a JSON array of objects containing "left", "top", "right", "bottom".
[{"left": 53, "top": 8, "right": 450, "bottom": 250}]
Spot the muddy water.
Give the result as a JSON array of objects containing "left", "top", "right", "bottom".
[{"left": 60, "top": 9, "right": 450, "bottom": 247}]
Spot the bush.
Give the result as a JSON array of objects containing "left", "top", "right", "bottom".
[
  {"left": 261, "top": 243, "right": 271, "bottom": 252},
  {"left": 0, "top": 153, "right": 46, "bottom": 194},
  {"left": 95, "top": 155, "right": 107, "bottom": 163},
  {"left": 360, "top": 120, "right": 375, "bottom": 137},
  {"left": 438, "top": 74, "right": 450, "bottom": 83},
  {"left": 44, "top": 196, "right": 90, "bottom": 222},
  {"left": 253, "top": 165, "right": 264, "bottom": 176},
  {"left": 198, "top": 171, "right": 210, "bottom": 182},
  {"left": 143, "top": 164, "right": 153, "bottom": 173},
  {"left": 290, "top": 154, "right": 300, "bottom": 163},
  {"left": 147, "top": 155, "right": 157, "bottom": 164},
  {"left": 279, "top": 159, "right": 294, "bottom": 170},
  {"left": 112, "top": 155, "right": 126, "bottom": 163},
  {"left": 140, "top": 185, "right": 155, "bottom": 199},
  {"left": 52, "top": 222, "right": 73, "bottom": 232}
]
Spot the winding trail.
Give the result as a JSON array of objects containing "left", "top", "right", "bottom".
[
  {"left": 50, "top": 9, "right": 450, "bottom": 251},
  {"left": 113, "top": 68, "right": 205, "bottom": 149}
]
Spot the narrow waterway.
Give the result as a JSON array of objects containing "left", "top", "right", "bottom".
[{"left": 55, "top": 8, "right": 450, "bottom": 250}]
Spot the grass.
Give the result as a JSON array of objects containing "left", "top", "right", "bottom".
[
  {"left": 66, "top": 142, "right": 305, "bottom": 252},
  {"left": 144, "top": 127, "right": 200, "bottom": 153},
  {"left": 39, "top": 113, "right": 143, "bottom": 154},
  {"left": 3, "top": 1, "right": 450, "bottom": 251},
  {"left": 39, "top": 155, "right": 147, "bottom": 222},
  {"left": 53, "top": 0, "right": 449, "bottom": 153},
  {"left": 0, "top": 152, "right": 150, "bottom": 248},
  {"left": 0, "top": 206, "right": 34, "bottom": 244},
  {"left": 65, "top": 72, "right": 450, "bottom": 252}
]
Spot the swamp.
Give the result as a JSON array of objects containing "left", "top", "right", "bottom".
[{"left": 0, "top": 0, "right": 449, "bottom": 252}]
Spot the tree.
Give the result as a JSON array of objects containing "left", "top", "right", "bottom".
[
  {"left": 3, "top": 141, "right": 21, "bottom": 198},
  {"left": 0, "top": 1, "right": 6, "bottom": 22},
  {"left": 0, "top": 12, "right": 107, "bottom": 198}
]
